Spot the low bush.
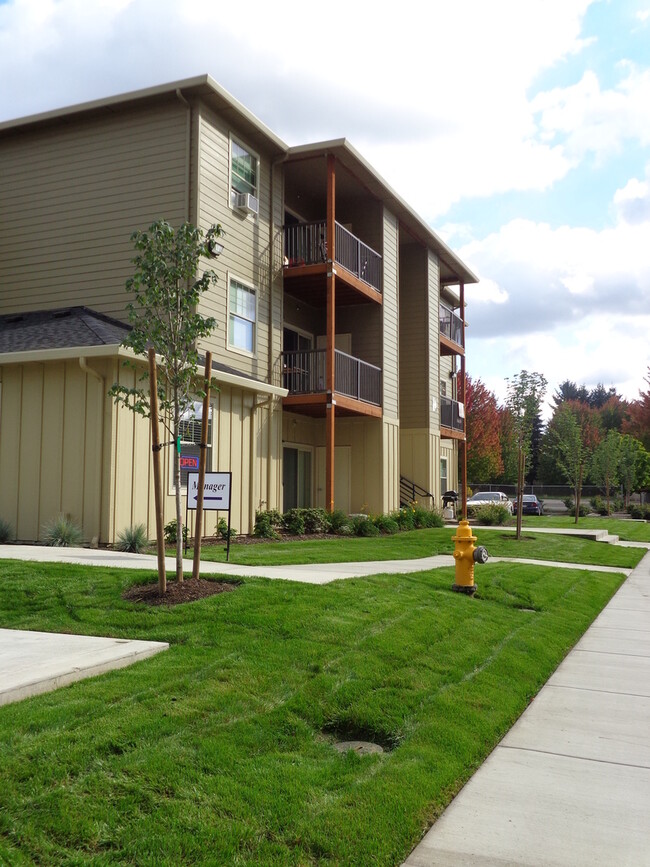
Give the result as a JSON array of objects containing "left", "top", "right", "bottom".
[
  {"left": 216, "top": 518, "right": 237, "bottom": 540},
  {"left": 328, "top": 509, "right": 349, "bottom": 532},
  {"left": 43, "top": 515, "right": 84, "bottom": 547},
  {"left": 282, "top": 509, "right": 306, "bottom": 536},
  {"left": 334, "top": 522, "right": 354, "bottom": 536},
  {"left": 301, "top": 508, "right": 331, "bottom": 534},
  {"left": 116, "top": 523, "right": 148, "bottom": 553},
  {"left": 473, "top": 503, "right": 510, "bottom": 526},
  {"left": 163, "top": 520, "right": 188, "bottom": 545},
  {"left": 412, "top": 505, "right": 445, "bottom": 529},
  {"left": 372, "top": 514, "right": 400, "bottom": 535},
  {"left": 351, "top": 515, "right": 380, "bottom": 537},
  {"left": 254, "top": 510, "right": 282, "bottom": 539},
  {"left": 628, "top": 503, "right": 650, "bottom": 520},
  {"left": 392, "top": 507, "right": 416, "bottom": 531},
  {"left": 0, "top": 518, "right": 13, "bottom": 544},
  {"left": 563, "top": 498, "right": 590, "bottom": 517}
]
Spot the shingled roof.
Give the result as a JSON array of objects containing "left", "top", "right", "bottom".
[{"left": 0, "top": 307, "right": 130, "bottom": 353}]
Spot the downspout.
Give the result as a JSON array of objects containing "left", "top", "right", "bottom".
[
  {"left": 79, "top": 357, "right": 105, "bottom": 545},
  {"left": 268, "top": 157, "right": 283, "bottom": 513}
]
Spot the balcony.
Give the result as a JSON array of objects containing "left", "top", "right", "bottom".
[
  {"left": 440, "top": 396, "right": 465, "bottom": 439},
  {"left": 283, "top": 221, "right": 382, "bottom": 303},
  {"left": 282, "top": 348, "right": 382, "bottom": 417},
  {"left": 439, "top": 302, "right": 464, "bottom": 355}
]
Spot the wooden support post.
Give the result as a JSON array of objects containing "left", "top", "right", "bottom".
[
  {"left": 192, "top": 351, "right": 212, "bottom": 581},
  {"left": 148, "top": 347, "right": 166, "bottom": 596},
  {"left": 326, "top": 154, "right": 336, "bottom": 513},
  {"left": 459, "top": 282, "right": 467, "bottom": 521}
]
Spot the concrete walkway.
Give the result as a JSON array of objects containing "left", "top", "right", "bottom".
[
  {"left": 0, "top": 544, "right": 633, "bottom": 583},
  {"left": 403, "top": 549, "right": 650, "bottom": 867}
]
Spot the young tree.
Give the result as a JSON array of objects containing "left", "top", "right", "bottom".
[
  {"left": 465, "top": 376, "right": 503, "bottom": 483},
  {"left": 505, "top": 370, "right": 547, "bottom": 538},
  {"left": 618, "top": 434, "right": 650, "bottom": 507},
  {"left": 548, "top": 400, "right": 601, "bottom": 523},
  {"left": 624, "top": 367, "right": 650, "bottom": 450},
  {"left": 109, "top": 220, "right": 223, "bottom": 586},
  {"left": 590, "top": 429, "right": 621, "bottom": 514}
]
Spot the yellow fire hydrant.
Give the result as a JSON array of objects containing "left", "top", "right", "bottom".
[{"left": 452, "top": 519, "right": 489, "bottom": 595}]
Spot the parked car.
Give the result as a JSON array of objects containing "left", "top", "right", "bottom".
[
  {"left": 466, "top": 491, "right": 513, "bottom": 515},
  {"left": 518, "top": 494, "right": 544, "bottom": 516}
]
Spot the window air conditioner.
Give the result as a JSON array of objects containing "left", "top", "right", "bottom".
[{"left": 233, "top": 192, "right": 259, "bottom": 216}]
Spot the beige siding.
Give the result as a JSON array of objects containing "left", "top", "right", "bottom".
[
  {"left": 428, "top": 251, "right": 441, "bottom": 430},
  {"left": 398, "top": 244, "right": 428, "bottom": 429},
  {"left": 382, "top": 209, "right": 399, "bottom": 419},
  {"left": 0, "top": 359, "right": 111, "bottom": 542},
  {"left": 0, "top": 100, "right": 189, "bottom": 319},
  {"left": 196, "top": 104, "right": 282, "bottom": 385},
  {"left": 382, "top": 418, "right": 400, "bottom": 513}
]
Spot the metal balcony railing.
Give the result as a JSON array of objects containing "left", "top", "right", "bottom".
[
  {"left": 439, "top": 303, "right": 464, "bottom": 346},
  {"left": 440, "top": 396, "right": 465, "bottom": 433},
  {"left": 282, "top": 349, "right": 382, "bottom": 407},
  {"left": 283, "top": 220, "right": 382, "bottom": 292}
]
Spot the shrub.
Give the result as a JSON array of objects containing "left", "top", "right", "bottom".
[
  {"left": 392, "top": 507, "right": 415, "bottom": 531},
  {"left": 43, "top": 514, "right": 83, "bottom": 547},
  {"left": 334, "top": 522, "right": 354, "bottom": 536},
  {"left": 412, "top": 505, "right": 445, "bottom": 528},
  {"left": 351, "top": 515, "right": 380, "bottom": 537},
  {"left": 328, "top": 509, "right": 349, "bottom": 532},
  {"left": 473, "top": 503, "right": 510, "bottom": 526},
  {"left": 563, "top": 498, "right": 589, "bottom": 517},
  {"left": 116, "top": 523, "right": 148, "bottom": 553},
  {"left": 372, "top": 514, "right": 399, "bottom": 535},
  {"left": 216, "top": 518, "right": 237, "bottom": 540},
  {"left": 254, "top": 510, "right": 281, "bottom": 539},
  {"left": 164, "top": 520, "right": 188, "bottom": 545},
  {"left": 282, "top": 508, "right": 306, "bottom": 536},
  {"left": 301, "top": 508, "right": 330, "bottom": 534},
  {"left": 628, "top": 504, "right": 650, "bottom": 520},
  {"left": 590, "top": 496, "right": 609, "bottom": 516},
  {"left": 0, "top": 518, "right": 13, "bottom": 544}
]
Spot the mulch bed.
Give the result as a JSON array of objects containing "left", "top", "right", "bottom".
[{"left": 122, "top": 577, "right": 239, "bottom": 607}]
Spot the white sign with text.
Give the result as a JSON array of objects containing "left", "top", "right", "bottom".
[{"left": 187, "top": 472, "right": 231, "bottom": 511}]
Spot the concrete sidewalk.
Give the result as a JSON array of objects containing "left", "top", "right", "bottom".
[
  {"left": 403, "top": 549, "right": 650, "bottom": 867},
  {"left": 0, "top": 544, "right": 633, "bottom": 583}
]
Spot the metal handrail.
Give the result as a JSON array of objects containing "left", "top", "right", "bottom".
[
  {"left": 440, "top": 396, "right": 465, "bottom": 432},
  {"left": 439, "top": 302, "right": 464, "bottom": 347},
  {"left": 399, "top": 475, "right": 434, "bottom": 508},
  {"left": 281, "top": 348, "right": 382, "bottom": 406}
]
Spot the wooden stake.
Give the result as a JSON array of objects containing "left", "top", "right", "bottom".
[
  {"left": 148, "top": 347, "right": 166, "bottom": 595},
  {"left": 192, "top": 352, "right": 212, "bottom": 580}
]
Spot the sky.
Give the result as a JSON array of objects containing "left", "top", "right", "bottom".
[{"left": 1, "top": 0, "right": 648, "bottom": 417}]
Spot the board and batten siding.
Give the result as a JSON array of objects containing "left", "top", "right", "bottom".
[
  {"left": 0, "top": 359, "right": 111, "bottom": 543},
  {"left": 195, "top": 104, "right": 282, "bottom": 386},
  {"left": 382, "top": 209, "right": 399, "bottom": 419},
  {"left": 398, "top": 244, "right": 428, "bottom": 430},
  {"left": 0, "top": 99, "right": 189, "bottom": 320}
]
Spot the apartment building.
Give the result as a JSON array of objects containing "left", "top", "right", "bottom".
[{"left": 0, "top": 75, "right": 475, "bottom": 543}]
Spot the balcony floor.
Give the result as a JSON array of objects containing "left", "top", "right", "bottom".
[
  {"left": 283, "top": 264, "right": 382, "bottom": 306},
  {"left": 283, "top": 392, "right": 382, "bottom": 418}
]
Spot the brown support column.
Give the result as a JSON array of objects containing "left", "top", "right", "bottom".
[
  {"left": 459, "top": 282, "right": 467, "bottom": 520},
  {"left": 325, "top": 154, "right": 336, "bottom": 512}
]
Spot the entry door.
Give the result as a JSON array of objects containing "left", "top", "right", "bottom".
[
  {"left": 315, "top": 446, "right": 351, "bottom": 513},
  {"left": 283, "top": 447, "right": 312, "bottom": 511}
]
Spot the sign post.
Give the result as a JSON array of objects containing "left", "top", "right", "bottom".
[{"left": 186, "top": 472, "right": 233, "bottom": 561}]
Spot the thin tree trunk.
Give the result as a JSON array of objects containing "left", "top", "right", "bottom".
[
  {"left": 148, "top": 348, "right": 166, "bottom": 596},
  {"left": 516, "top": 447, "right": 524, "bottom": 540},
  {"left": 575, "top": 463, "right": 583, "bottom": 525},
  {"left": 174, "top": 414, "right": 183, "bottom": 582}
]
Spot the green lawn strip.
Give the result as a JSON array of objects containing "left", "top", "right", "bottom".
[
  {"left": 0, "top": 559, "right": 626, "bottom": 865},
  {"left": 522, "top": 515, "right": 650, "bottom": 542},
  {"left": 191, "top": 526, "right": 643, "bottom": 569}
]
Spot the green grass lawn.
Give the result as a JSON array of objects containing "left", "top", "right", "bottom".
[
  {"left": 522, "top": 514, "right": 650, "bottom": 542},
  {"left": 191, "top": 526, "right": 644, "bottom": 570},
  {"left": 0, "top": 557, "right": 628, "bottom": 865}
]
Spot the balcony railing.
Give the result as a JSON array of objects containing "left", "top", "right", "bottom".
[
  {"left": 439, "top": 303, "right": 464, "bottom": 347},
  {"left": 282, "top": 349, "right": 382, "bottom": 407},
  {"left": 440, "top": 396, "right": 465, "bottom": 433},
  {"left": 284, "top": 220, "right": 382, "bottom": 293}
]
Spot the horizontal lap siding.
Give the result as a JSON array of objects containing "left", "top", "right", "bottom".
[
  {"left": 197, "top": 105, "right": 281, "bottom": 385},
  {"left": 428, "top": 251, "right": 441, "bottom": 430},
  {"left": 382, "top": 209, "right": 399, "bottom": 419},
  {"left": 0, "top": 101, "right": 188, "bottom": 319}
]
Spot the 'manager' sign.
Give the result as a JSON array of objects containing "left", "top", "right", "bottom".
[{"left": 187, "top": 472, "right": 231, "bottom": 511}]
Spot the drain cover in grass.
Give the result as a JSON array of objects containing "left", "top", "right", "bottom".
[{"left": 333, "top": 740, "right": 384, "bottom": 756}]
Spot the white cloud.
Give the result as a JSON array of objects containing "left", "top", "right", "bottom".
[{"left": 614, "top": 164, "right": 650, "bottom": 224}]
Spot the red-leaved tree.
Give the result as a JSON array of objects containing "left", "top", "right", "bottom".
[
  {"left": 624, "top": 368, "right": 650, "bottom": 450},
  {"left": 466, "top": 376, "right": 504, "bottom": 483}
]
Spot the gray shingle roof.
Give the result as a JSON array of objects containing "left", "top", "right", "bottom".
[{"left": 0, "top": 307, "right": 130, "bottom": 353}]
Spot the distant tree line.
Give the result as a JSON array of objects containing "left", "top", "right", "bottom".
[{"left": 466, "top": 368, "right": 650, "bottom": 515}]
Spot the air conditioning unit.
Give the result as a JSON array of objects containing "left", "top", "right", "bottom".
[{"left": 233, "top": 192, "right": 259, "bottom": 216}]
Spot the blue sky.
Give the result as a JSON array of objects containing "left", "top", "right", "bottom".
[{"left": 0, "top": 0, "right": 648, "bottom": 416}]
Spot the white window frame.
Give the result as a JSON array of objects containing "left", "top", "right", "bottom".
[
  {"left": 283, "top": 444, "right": 314, "bottom": 511},
  {"left": 170, "top": 400, "right": 215, "bottom": 495},
  {"left": 440, "top": 456, "right": 449, "bottom": 497},
  {"left": 227, "top": 274, "right": 257, "bottom": 358},
  {"left": 229, "top": 135, "right": 260, "bottom": 214}
]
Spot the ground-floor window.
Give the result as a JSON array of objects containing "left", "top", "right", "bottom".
[
  {"left": 440, "top": 457, "right": 449, "bottom": 496},
  {"left": 283, "top": 446, "right": 312, "bottom": 511},
  {"left": 175, "top": 401, "right": 213, "bottom": 490}
]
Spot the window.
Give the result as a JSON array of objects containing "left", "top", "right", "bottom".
[
  {"left": 440, "top": 381, "right": 447, "bottom": 398},
  {"left": 230, "top": 138, "right": 258, "bottom": 206},
  {"left": 440, "top": 457, "right": 449, "bottom": 496},
  {"left": 283, "top": 446, "right": 312, "bottom": 510},
  {"left": 177, "top": 401, "right": 213, "bottom": 489},
  {"left": 228, "top": 277, "right": 256, "bottom": 354}
]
